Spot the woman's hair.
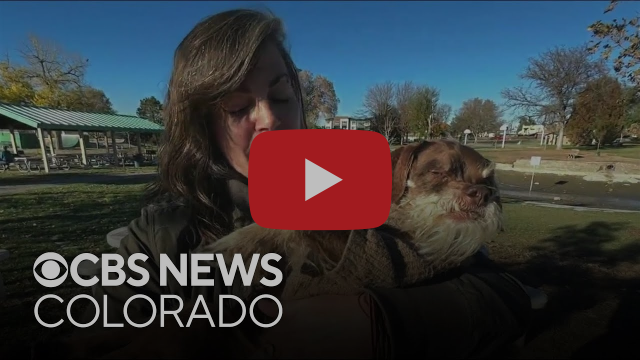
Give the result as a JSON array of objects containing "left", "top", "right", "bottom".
[{"left": 146, "top": 9, "right": 305, "bottom": 245}]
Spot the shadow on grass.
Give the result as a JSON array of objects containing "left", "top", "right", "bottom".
[
  {"left": 569, "top": 289, "right": 640, "bottom": 359},
  {"left": 493, "top": 221, "right": 640, "bottom": 359}
]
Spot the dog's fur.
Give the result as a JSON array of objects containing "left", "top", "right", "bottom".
[{"left": 200, "top": 139, "right": 504, "bottom": 300}]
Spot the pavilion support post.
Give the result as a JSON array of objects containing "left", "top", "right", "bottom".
[
  {"left": 47, "top": 131, "right": 55, "bottom": 156},
  {"left": 136, "top": 133, "right": 142, "bottom": 155},
  {"left": 8, "top": 126, "right": 18, "bottom": 154},
  {"left": 110, "top": 131, "right": 117, "bottom": 158},
  {"left": 36, "top": 128, "right": 50, "bottom": 173},
  {"left": 78, "top": 131, "right": 88, "bottom": 165},
  {"left": 104, "top": 132, "right": 110, "bottom": 153},
  {"left": 54, "top": 131, "right": 63, "bottom": 150}
]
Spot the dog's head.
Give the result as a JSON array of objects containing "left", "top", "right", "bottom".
[{"left": 388, "top": 140, "right": 503, "bottom": 264}]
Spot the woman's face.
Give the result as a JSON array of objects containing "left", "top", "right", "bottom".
[{"left": 215, "top": 42, "right": 302, "bottom": 178}]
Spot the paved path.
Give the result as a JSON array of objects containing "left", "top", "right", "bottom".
[
  {"left": 495, "top": 170, "right": 640, "bottom": 211},
  {"left": 0, "top": 173, "right": 156, "bottom": 196},
  {"left": 500, "top": 189, "right": 640, "bottom": 212},
  {"left": 519, "top": 201, "right": 640, "bottom": 213}
]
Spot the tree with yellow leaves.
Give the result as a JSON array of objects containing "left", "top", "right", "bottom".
[
  {"left": 0, "top": 35, "right": 114, "bottom": 113},
  {"left": 0, "top": 61, "right": 35, "bottom": 104}
]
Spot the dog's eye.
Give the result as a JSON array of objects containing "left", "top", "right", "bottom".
[{"left": 429, "top": 170, "right": 444, "bottom": 175}]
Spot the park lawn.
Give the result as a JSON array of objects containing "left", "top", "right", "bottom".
[
  {"left": 597, "top": 144, "right": 640, "bottom": 160},
  {"left": 0, "top": 186, "right": 639, "bottom": 358}
]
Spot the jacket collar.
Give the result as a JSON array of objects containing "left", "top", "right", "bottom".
[{"left": 226, "top": 173, "right": 254, "bottom": 228}]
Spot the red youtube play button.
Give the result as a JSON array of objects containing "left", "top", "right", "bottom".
[{"left": 249, "top": 129, "right": 392, "bottom": 230}]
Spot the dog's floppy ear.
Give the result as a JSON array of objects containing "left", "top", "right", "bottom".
[
  {"left": 494, "top": 191, "right": 505, "bottom": 232},
  {"left": 487, "top": 174, "right": 505, "bottom": 232},
  {"left": 390, "top": 142, "right": 428, "bottom": 204}
]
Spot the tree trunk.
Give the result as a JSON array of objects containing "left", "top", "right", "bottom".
[{"left": 556, "top": 123, "right": 565, "bottom": 150}]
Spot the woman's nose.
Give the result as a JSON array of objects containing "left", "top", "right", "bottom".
[{"left": 253, "top": 100, "right": 280, "bottom": 132}]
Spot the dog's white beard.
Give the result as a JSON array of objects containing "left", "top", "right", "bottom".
[{"left": 388, "top": 193, "right": 503, "bottom": 270}]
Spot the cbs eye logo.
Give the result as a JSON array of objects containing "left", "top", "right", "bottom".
[{"left": 33, "top": 252, "right": 69, "bottom": 288}]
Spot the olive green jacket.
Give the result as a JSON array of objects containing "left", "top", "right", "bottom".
[{"left": 84, "top": 179, "right": 532, "bottom": 358}]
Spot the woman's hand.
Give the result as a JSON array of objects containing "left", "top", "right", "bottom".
[{"left": 257, "top": 294, "right": 375, "bottom": 359}]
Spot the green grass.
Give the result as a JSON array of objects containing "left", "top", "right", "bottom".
[
  {"left": 0, "top": 184, "right": 147, "bottom": 355},
  {"left": 588, "top": 144, "right": 640, "bottom": 160},
  {"left": 489, "top": 199, "right": 640, "bottom": 359},
  {"left": 0, "top": 187, "right": 639, "bottom": 357}
]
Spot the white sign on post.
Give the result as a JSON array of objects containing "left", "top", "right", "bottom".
[
  {"left": 529, "top": 156, "right": 541, "bottom": 194},
  {"left": 499, "top": 124, "right": 508, "bottom": 149},
  {"left": 530, "top": 156, "right": 541, "bottom": 166}
]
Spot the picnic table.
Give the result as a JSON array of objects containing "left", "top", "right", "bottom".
[{"left": 1, "top": 157, "right": 37, "bottom": 172}]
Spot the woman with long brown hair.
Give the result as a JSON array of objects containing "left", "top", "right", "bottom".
[{"left": 56, "top": 8, "right": 536, "bottom": 359}]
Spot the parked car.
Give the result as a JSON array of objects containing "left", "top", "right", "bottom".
[{"left": 612, "top": 137, "right": 631, "bottom": 147}]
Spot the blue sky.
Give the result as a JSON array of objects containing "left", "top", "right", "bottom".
[{"left": 0, "top": 1, "right": 634, "bottom": 120}]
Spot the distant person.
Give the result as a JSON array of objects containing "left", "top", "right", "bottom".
[
  {"left": 45, "top": 9, "right": 538, "bottom": 359},
  {"left": 0, "top": 146, "right": 14, "bottom": 164}
]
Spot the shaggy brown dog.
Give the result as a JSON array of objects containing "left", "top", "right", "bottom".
[{"left": 201, "top": 139, "right": 504, "bottom": 300}]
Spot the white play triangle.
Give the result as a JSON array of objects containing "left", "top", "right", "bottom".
[{"left": 305, "top": 159, "right": 342, "bottom": 201}]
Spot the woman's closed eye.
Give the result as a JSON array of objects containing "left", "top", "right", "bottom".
[
  {"left": 222, "top": 94, "right": 252, "bottom": 117},
  {"left": 270, "top": 96, "right": 292, "bottom": 104},
  {"left": 269, "top": 82, "right": 295, "bottom": 105},
  {"left": 226, "top": 98, "right": 290, "bottom": 117}
]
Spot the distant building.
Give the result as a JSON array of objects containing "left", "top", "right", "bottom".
[
  {"left": 323, "top": 116, "right": 372, "bottom": 131},
  {"left": 518, "top": 124, "right": 545, "bottom": 136}
]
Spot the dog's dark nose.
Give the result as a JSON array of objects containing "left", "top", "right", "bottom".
[{"left": 465, "top": 185, "right": 491, "bottom": 205}]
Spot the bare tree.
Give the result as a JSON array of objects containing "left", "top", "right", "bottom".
[
  {"left": 501, "top": 45, "right": 607, "bottom": 149},
  {"left": 19, "top": 34, "right": 89, "bottom": 107},
  {"left": 434, "top": 103, "right": 452, "bottom": 124},
  {"left": 450, "top": 98, "right": 503, "bottom": 142},
  {"left": 430, "top": 103, "right": 453, "bottom": 138},
  {"left": 394, "top": 81, "right": 417, "bottom": 144},
  {"left": 363, "top": 82, "right": 398, "bottom": 143}
]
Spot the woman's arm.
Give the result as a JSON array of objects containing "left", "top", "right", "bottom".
[
  {"left": 255, "top": 281, "right": 530, "bottom": 359},
  {"left": 257, "top": 257, "right": 533, "bottom": 359},
  {"left": 256, "top": 294, "right": 375, "bottom": 359},
  {"left": 365, "top": 267, "right": 533, "bottom": 358},
  {"left": 79, "top": 207, "right": 169, "bottom": 330}
]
